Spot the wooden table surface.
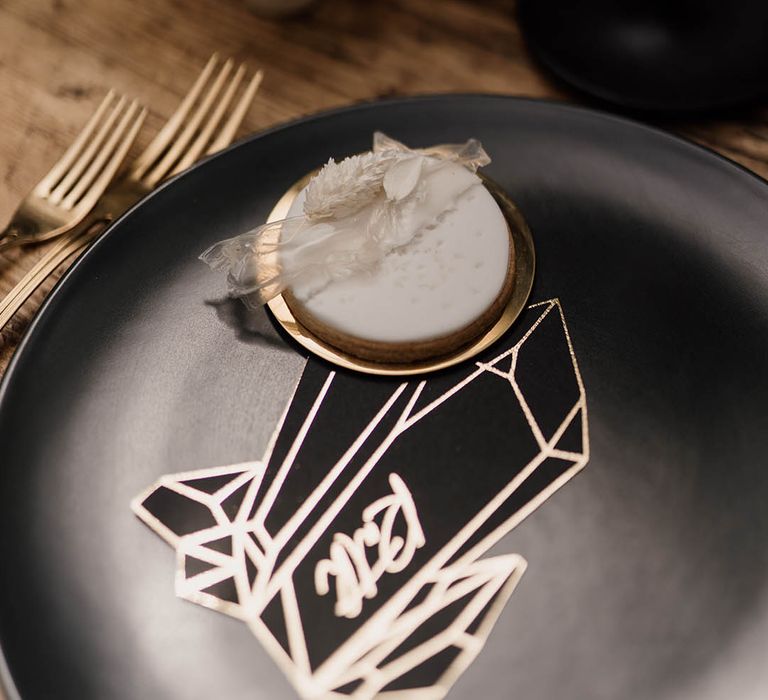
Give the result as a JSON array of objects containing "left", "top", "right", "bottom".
[{"left": 2, "top": 0, "right": 768, "bottom": 377}]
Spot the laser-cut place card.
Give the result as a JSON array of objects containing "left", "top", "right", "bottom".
[{"left": 133, "top": 298, "right": 589, "bottom": 699}]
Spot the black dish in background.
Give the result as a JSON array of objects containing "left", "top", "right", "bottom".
[
  {"left": 518, "top": 0, "right": 768, "bottom": 115},
  {"left": 2, "top": 95, "right": 768, "bottom": 699}
]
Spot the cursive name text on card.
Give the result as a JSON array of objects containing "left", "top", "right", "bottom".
[{"left": 314, "top": 473, "right": 425, "bottom": 618}]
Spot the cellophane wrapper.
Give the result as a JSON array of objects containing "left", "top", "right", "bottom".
[{"left": 199, "top": 132, "right": 491, "bottom": 306}]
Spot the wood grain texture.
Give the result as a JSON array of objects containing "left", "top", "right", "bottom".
[{"left": 2, "top": 0, "right": 768, "bottom": 378}]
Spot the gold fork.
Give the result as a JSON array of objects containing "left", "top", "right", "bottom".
[
  {"left": 0, "top": 91, "right": 146, "bottom": 253},
  {"left": 0, "top": 55, "right": 263, "bottom": 332}
]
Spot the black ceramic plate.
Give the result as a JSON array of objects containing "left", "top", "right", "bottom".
[
  {"left": 518, "top": 0, "right": 768, "bottom": 113},
  {"left": 2, "top": 96, "right": 768, "bottom": 700}
]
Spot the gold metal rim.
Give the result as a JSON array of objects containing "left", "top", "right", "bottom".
[{"left": 265, "top": 171, "right": 536, "bottom": 376}]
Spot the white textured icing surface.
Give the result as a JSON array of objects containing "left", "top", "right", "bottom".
[{"left": 284, "top": 162, "right": 510, "bottom": 344}]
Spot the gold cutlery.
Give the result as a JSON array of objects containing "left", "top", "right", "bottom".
[
  {"left": 0, "top": 92, "right": 146, "bottom": 253},
  {"left": 0, "top": 54, "right": 263, "bottom": 332}
]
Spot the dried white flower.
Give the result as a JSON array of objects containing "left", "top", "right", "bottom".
[
  {"left": 202, "top": 132, "right": 492, "bottom": 305},
  {"left": 304, "top": 152, "right": 397, "bottom": 221},
  {"left": 383, "top": 155, "right": 424, "bottom": 201}
]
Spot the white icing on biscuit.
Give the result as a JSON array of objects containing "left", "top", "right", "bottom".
[{"left": 284, "top": 161, "right": 510, "bottom": 344}]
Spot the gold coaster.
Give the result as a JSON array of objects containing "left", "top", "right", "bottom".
[{"left": 266, "top": 171, "right": 535, "bottom": 376}]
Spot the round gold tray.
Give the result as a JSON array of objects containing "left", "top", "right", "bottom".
[{"left": 266, "top": 171, "right": 535, "bottom": 376}]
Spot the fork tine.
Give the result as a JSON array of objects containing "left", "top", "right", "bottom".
[
  {"left": 48, "top": 95, "right": 127, "bottom": 205},
  {"left": 142, "top": 58, "right": 235, "bottom": 188},
  {"left": 169, "top": 63, "right": 247, "bottom": 178},
  {"left": 62, "top": 100, "right": 143, "bottom": 210},
  {"left": 35, "top": 90, "right": 115, "bottom": 196},
  {"left": 130, "top": 53, "right": 219, "bottom": 181},
  {"left": 73, "top": 106, "right": 147, "bottom": 216},
  {"left": 206, "top": 69, "right": 263, "bottom": 155}
]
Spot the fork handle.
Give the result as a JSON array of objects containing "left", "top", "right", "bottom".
[
  {"left": 0, "top": 219, "right": 107, "bottom": 331},
  {"left": 0, "top": 224, "right": 24, "bottom": 253}
]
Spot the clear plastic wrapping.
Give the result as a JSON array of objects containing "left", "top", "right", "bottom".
[{"left": 200, "top": 132, "right": 491, "bottom": 305}]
